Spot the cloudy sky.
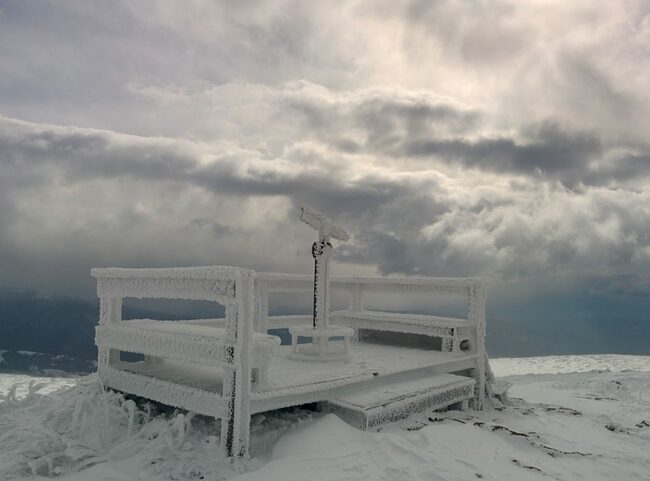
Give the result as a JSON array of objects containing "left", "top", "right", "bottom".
[{"left": 1, "top": 0, "right": 650, "bottom": 323}]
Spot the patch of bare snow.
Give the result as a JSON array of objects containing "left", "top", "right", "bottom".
[{"left": 491, "top": 354, "right": 650, "bottom": 376}]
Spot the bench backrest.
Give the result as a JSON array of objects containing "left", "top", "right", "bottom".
[{"left": 254, "top": 273, "right": 485, "bottom": 348}]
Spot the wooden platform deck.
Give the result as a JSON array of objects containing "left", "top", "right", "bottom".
[{"left": 111, "top": 342, "right": 478, "bottom": 416}]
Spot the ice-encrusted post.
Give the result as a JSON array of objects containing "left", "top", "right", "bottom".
[
  {"left": 254, "top": 281, "right": 269, "bottom": 334},
  {"left": 300, "top": 205, "right": 350, "bottom": 331},
  {"left": 468, "top": 281, "right": 487, "bottom": 409},
  {"left": 98, "top": 296, "right": 122, "bottom": 372},
  {"left": 350, "top": 280, "right": 363, "bottom": 312},
  {"left": 220, "top": 270, "right": 255, "bottom": 463}
]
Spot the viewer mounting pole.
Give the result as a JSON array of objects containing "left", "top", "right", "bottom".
[{"left": 299, "top": 205, "right": 350, "bottom": 331}]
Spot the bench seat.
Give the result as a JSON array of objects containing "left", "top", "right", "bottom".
[
  {"left": 96, "top": 319, "right": 280, "bottom": 384},
  {"left": 331, "top": 309, "right": 469, "bottom": 339}
]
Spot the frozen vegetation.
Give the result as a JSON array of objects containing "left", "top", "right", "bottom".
[{"left": 0, "top": 355, "right": 648, "bottom": 481}]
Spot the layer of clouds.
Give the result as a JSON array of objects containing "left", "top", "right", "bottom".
[
  {"left": 2, "top": 114, "right": 650, "bottom": 297},
  {"left": 1, "top": 0, "right": 650, "bottom": 298},
  {"left": 127, "top": 80, "right": 650, "bottom": 186}
]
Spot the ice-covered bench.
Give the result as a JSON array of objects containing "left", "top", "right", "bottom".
[
  {"left": 327, "top": 277, "right": 481, "bottom": 354},
  {"left": 95, "top": 319, "right": 279, "bottom": 385},
  {"left": 255, "top": 273, "right": 488, "bottom": 403},
  {"left": 92, "top": 266, "right": 268, "bottom": 461},
  {"left": 331, "top": 310, "right": 471, "bottom": 352}
]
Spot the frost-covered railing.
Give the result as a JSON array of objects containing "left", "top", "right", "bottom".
[
  {"left": 92, "top": 266, "right": 255, "bottom": 460},
  {"left": 254, "top": 273, "right": 487, "bottom": 409}
]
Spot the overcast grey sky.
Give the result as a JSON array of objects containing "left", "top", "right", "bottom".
[{"left": 1, "top": 0, "right": 650, "bottom": 310}]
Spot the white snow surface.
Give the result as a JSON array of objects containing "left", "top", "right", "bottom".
[
  {"left": 1, "top": 355, "right": 649, "bottom": 481},
  {"left": 491, "top": 354, "right": 650, "bottom": 376}
]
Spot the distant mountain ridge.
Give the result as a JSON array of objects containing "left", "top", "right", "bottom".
[
  {"left": 0, "top": 287, "right": 185, "bottom": 374},
  {"left": 0, "top": 349, "right": 96, "bottom": 375}
]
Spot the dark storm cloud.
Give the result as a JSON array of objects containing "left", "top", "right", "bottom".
[
  {"left": 399, "top": 122, "right": 603, "bottom": 182},
  {"left": 6, "top": 105, "right": 623, "bottom": 190},
  {"left": 0, "top": 116, "right": 414, "bottom": 214},
  {"left": 281, "top": 84, "right": 650, "bottom": 186},
  {"left": 0, "top": 114, "right": 433, "bottom": 239},
  {"left": 344, "top": 185, "right": 650, "bottom": 281},
  {"left": 283, "top": 89, "right": 480, "bottom": 138},
  {"left": 591, "top": 152, "right": 650, "bottom": 185},
  {"left": 0, "top": 114, "right": 447, "bottom": 293},
  {"left": 3, "top": 128, "right": 193, "bottom": 182},
  {"left": 340, "top": 230, "right": 414, "bottom": 274}
]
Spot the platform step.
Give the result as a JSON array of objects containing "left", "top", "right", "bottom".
[{"left": 323, "top": 373, "right": 475, "bottom": 430}]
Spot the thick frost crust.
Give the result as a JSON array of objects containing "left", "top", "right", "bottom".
[
  {"left": 324, "top": 374, "right": 475, "bottom": 430},
  {"left": 332, "top": 310, "right": 467, "bottom": 338},
  {"left": 96, "top": 277, "right": 235, "bottom": 302},
  {"left": 96, "top": 319, "right": 279, "bottom": 369},
  {"left": 255, "top": 273, "right": 481, "bottom": 295},
  {"left": 249, "top": 373, "right": 376, "bottom": 413},
  {"left": 101, "top": 366, "right": 224, "bottom": 418},
  {"left": 92, "top": 266, "right": 254, "bottom": 279},
  {"left": 93, "top": 266, "right": 254, "bottom": 302}
]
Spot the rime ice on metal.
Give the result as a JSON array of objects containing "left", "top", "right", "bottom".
[{"left": 288, "top": 205, "right": 354, "bottom": 361}]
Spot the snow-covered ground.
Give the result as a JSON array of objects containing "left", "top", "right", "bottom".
[
  {"left": 1, "top": 355, "right": 649, "bottom": 481},
  {"left": 491, "top": 354, "right": 650, "bottom": 376}
]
